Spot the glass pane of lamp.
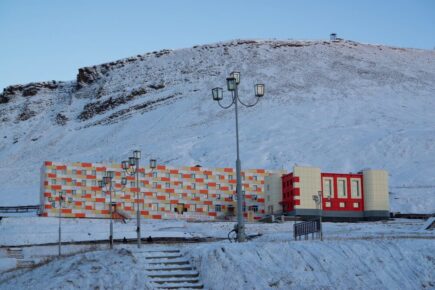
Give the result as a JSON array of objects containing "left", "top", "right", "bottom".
[
  {"left": 226, "top": 77, "right": 236, "bottom": 91},
  {"left": 255, "top": 84, "right": 265, "bottom": 97},
  {"left": 230, "top": 72, "right": 240, "bottom": 84}
]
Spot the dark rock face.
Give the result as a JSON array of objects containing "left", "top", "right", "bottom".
[
  {"left": 55, "top": 113, "right": 68, "bottom": 125},
  {"left": 17, "top": 106, "right": 37, "bottom": 121},
  {"left": 77, "top": 67, "right": 100, "bottom": 89},
  {"left": 1, "top": 81, "right": 60, "bottom": 102},
  {"left": 78, "top": 88, "right": 147, "bottom": 120}
]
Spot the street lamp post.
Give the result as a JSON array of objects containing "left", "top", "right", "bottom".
[
  {"left": 122, "top": 150, "right": 157, "bottom": 248},
  {"left": 212, "top": 72, "right": 265, "bottom": 242},
  {"left": 99, "top": 171, "right": 115, "bottom": 249},
  {"left": 312, "top": 191, "right": 323, "bottom": 241},
  {"left": 58, "top": 191, "right": 64, "bottom": 256}
]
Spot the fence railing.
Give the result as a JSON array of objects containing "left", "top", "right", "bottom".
[
  {"left": 294, "top": 218, "right": 321, "bottom": 240},
  {"left": 0, "top": 205, "right": 40, "bottom": 213}
]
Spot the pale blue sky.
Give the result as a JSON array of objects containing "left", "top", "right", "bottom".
[{"left": 0, "top": 0, "right": 434, "bottom": 90}]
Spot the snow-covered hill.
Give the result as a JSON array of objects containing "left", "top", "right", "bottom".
[{"left": 1, "top": 39, "right": 434, "bottom": 212}]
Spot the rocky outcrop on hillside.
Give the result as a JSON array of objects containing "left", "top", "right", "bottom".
[{"left": 0, "top": 81, "right": 62, "bottom": 103}]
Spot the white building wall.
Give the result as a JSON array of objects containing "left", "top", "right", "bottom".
[
  {"left": 363, "top": 169, "right": 389, "bottom": 212},
  {"left": 264, "top": 173, "right": 285, "bottom": 214},
  {"left": 293, "top": 166, "right": 321, "bottom": 210}
]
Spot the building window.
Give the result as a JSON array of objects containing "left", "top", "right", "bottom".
[
  {"left": 216, "top": 194, "right": 221, "bottom": 200},
  {"left": 72, "top": 190, "right": 77, "bottom": 195},
  {"left": 323, "top": 178, "right": 333, "bottom": 198},
  {"left": 130, "top": 181, "right": 136, "bottom": 187},
  {"left": 92, "top": 170, "right": 96, "bottom": 175},
  {"left": 217, "top": 184, "right": 221, "bottom": 189},
  {"left": 253, "top": 175, "right": 258, "bottom": 181},
  {"left": 191, "top": 173, "right": 195, "bottom": 179},
  {"left": 253, "top": 185, "right": 258, "bottom": 191},
  {"left": 228, "top": 175, "right": 233, "bottom": 180},
  {"left": 267, "top": 196, "right": 270, "bottom": 202},
  {"left": 152, "top": 182, "right": 157, "bottom": 188},
  {"left": 82, "top": 170, "right": 87, "bottom": 175},
  {"left": 61, "top": 179, "right": 66, "bottom": 185},
  {"left": 153, "top": 172, "right": 158, "bottom": 178},
  {"left": 215, "top": 205, "right": 221, "bottom": 212},
  {"left": 353, "top": 202, "right": 359, "bottom": 208},
  {"left": 92, "top": 180, "right": 96, "bottom": 186},
  {"left": 339, "top": 202, "right": 345, "bottom": 208},
  {"left": 140, "top": 181, "right": 145, "bottom": 187},
  {"left": 82, "top": 180, "right": 87, "bottom": 186},
  {"left": 230, "top": 185, "right": 234, "bottom": 190},
  {"left": 325, "top": 202, "right": 331, "bottom": 208},
  {"left": 72, "top": 169, "right": 77, "bottom": 175},
  {"left": 192, "top": 183, "right": 196, "bottom": 190},
  {"left": 204, "top": 174, "right": 209, "bottom": 180},
  {"left": 166, "top": 173, "right": 170, "bottom": 178},
  {"left": 351, "top": 180, "right": 360, "bottom": 198},
  {"left": 338, "top": 179, "right": 347, "bottom": 198},
  {"left": 252, "top": 195, "right": 258, "bottom": 201},
  {"left": 250, "top": 205, "right": 258, "bottom": 212},
  {"left": 51, "top": 179, "right": 56, "bottom": 185},
  {"left": 266, "top": 184, "right": 270, "bottom": 191},
  {"left": 165, "top": 182, "right": 170, "bottom": 188}
]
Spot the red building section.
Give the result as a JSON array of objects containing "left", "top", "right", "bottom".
[
  {"left": 282, "top": 167, "right": 368, "bottom": 217},
  {"left": 320, "top": 173, "right": 364, "bottom": 212}
]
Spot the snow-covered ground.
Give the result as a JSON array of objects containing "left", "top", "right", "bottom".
[
  {"left": 0, "top": 218, "right": 434, "bottom": 289},
  {"left": 0, "top": 39, "right": 434, "bottom": 213}
]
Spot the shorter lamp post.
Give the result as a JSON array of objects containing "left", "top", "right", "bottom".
[
  {"left": 122, "top": 150, "right": 157, "bottom": 248},
  {"left": 99, "top": 170, "right": 115, "bottom": 249},
  {"left": 58, "top": 191, "right": 65, "bottom": 256},
  {"left": 312, "top": 191, "right": 323, "bottom": 241}
]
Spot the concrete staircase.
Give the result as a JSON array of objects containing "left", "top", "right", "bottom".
[
  {"left": 140, "top": 249, "right": 204, "bottom": 289},
  {"left": 6, "top": 248, "right": 35, "bottom": 268}
]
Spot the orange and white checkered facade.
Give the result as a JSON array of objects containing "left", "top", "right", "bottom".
[{"left": 40, "top": 161, "right": 282, "bottom": 221}]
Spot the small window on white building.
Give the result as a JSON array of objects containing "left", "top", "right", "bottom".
[
  {"left": 130, "top": 181, "right": 136, "bottom": 187},
  {"left": 82, "top": 180, "right": 87, "bottom": 186},
  {"left": 216, "top": 194, "right": 221, "bottom": 200},
  {"left": 253, "top": 175, "right": 258, "bottom": 181},
  {"left": 82, "top": 170, "right": 87, "bottom": 175},
  {"left": 191, "top": 173, "right": 195, "bottom": 179},
  {"left": 215, "top": 205, "right": 221, "bottom": 212},
  {"left": 51, "top": 179, "right": 56, "bottom": 185},
  {"left": 165, "top": 182, "right": 170, "bottom": 188},
  {"left": 252, "top": 195, "right": 258, "bottom": 201},
  {"left": 250, "top": 205, "right": 258, "bottom": 212},
  {"left": 228, "top": 175, "right": 233, "bottom": 180},
  {"left": 152, "top": 182, "right": 157, "bottom": 188},
  {"left": 253, "top": 185, "right": 258, "bottom": 191},
  {"left": 153, "top": 172, "right": 158, "bottom": 178},
  {"left": 192, "top": 183, "right": 196, "bottom": 189}
]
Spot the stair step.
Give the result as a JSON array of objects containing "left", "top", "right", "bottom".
[
  {"left": 151, "top": 278, "right": 200, "bottom": 284},
  {"left": 148, "top": 271, "right": 199, "bottom": 278},
  {"left": 142, "top": 250, "right": 180, "bottom": 253},
  {"left": 146, "top": 255, "right": 183, "bottom": 260},
  {"left": 17, "top": 260, "right": 35, "bottom": 268},
  {"left": 147, "top": 266, "right": 193, "bottom": 271},
  {"left": 148, "top": 260, "right": 191, "bottom": 266},
  {"left": 154, "top": 282, "right": 203, "bottom": 289}
]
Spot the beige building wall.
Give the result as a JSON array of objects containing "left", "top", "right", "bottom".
[
  {"left": 363, "top": 169, "right": 389, "bottom": 212},
  {"left": 264, "top": 172, "right": 286, "bottom": 214},
  {"left": 293, "top": 166, "right": 321, "bottom": 210}
]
